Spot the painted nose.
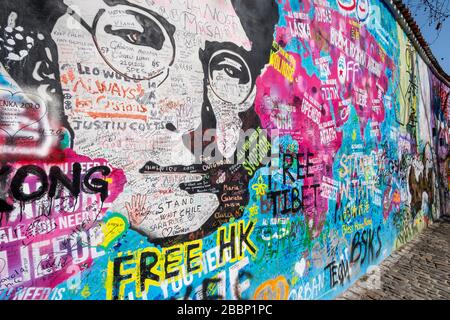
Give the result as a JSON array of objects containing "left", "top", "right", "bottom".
[{"left": 178, "top": 103, "right": 224, "bottom": 163}]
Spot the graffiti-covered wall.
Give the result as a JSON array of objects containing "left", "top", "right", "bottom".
[{"left": 0, "top": 0, "right": 449, "bottom": 300}]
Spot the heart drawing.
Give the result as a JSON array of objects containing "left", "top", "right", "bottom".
[
  {"left": 0, "top": 88, "right": 47, "bottom": 139},
  {"left": 295, "top": 258, "right": 307, "bottom": 276}
]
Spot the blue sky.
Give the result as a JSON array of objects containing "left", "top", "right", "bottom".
[{"left": 410, "top": 6, "right": 450, "bottom": 75}]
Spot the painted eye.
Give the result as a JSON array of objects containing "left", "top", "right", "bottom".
[
  {"left": 208, "top": 50, "right": 253, "bottom": 104},
  {"left": 224, "top": 66, "right": 239, "bottom": 78},
  {"left": 104, "top": 10, "right": 165, "bottom": 50},
  {"left": 127, "top": 31, "right": 139, "bottom": 44},
  {"left": 210, "top": 54, "right": 250, "bottom": 84},
  {"left": 93, "top": 6, "right": 175, "bottom": 81}
]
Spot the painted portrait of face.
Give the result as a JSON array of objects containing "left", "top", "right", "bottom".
[{"left": 0, "top": 0, "right": 279, "bottom": 245}]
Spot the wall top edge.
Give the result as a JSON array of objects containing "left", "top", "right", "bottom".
[{"left": 384, "top": 0, "right": 450, "bottom": 87}]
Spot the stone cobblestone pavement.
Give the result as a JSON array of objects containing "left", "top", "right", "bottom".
[{"left": 338, "top": 216, "right": 450, "bottom": 300}]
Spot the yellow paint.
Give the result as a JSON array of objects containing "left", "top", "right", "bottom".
[
  {"left": 253, "top": 276, "right": 289, "bottom": 300},
  {"left": 81, "top": 285, "right": 91, "bottom": 298},
  {"left": 216, "top": 220, "right": 257, "bottom": 268},
  {"left": 252, "top": 175, "right": 268, "bottom": 197},
  {"left": 249, "top": 204, "right": 259, "bottom": 217},
  {"left": 105, "top": 251, "right": 136, "bottom": 300},
  {"left": 100, "top": 215, "right": 127, "bottom": 249},
  {"left": 105, "top": 240, "right": 204, "bottom": 299}
]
